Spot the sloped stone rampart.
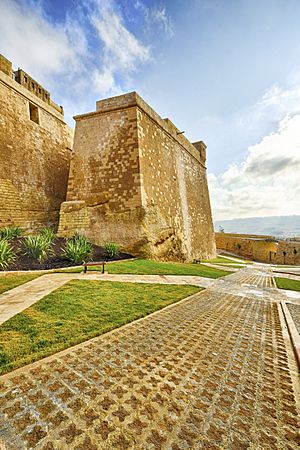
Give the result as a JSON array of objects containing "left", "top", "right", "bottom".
[{"left": 58, "top": 92, "right": 216, "bottom": 261}]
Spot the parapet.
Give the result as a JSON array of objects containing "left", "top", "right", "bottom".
[
  {"left": 0, "top": 54, "right": 64, "bottom": 115},
  {"left": 193, "top": 141, "right": 207, "bottom": 163},
  {"left": 0, "top": 54, "right": 12, "bottom": 77}
]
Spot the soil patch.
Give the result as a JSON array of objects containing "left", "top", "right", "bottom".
[{"left": 5, "top": 237, "right": 133, "bottom": 271}]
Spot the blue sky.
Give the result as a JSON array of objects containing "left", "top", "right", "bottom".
[{"left": 1, "top": 0, "right": 300, "bottom": 220}]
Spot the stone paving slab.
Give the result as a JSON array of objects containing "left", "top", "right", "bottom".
[
  {"left": 0, "top": 273, "right": 214, "bottom": 325},
  {"left": 0, "top": 270, "right": 299, "bottom": 449},
  {"left": 199, "top": 262, "right": 239, "bottom": 272},
  {"left": 98, "top": 274, "right": 214, "bottom": 288}
]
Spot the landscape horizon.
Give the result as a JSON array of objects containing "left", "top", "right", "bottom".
[{"left": 214, "top": 214, "right": 300, "bottom": 238}]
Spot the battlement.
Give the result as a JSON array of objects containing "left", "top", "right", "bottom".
[{"left": 0, "top": 54, "right": 63, "bottom": 115}]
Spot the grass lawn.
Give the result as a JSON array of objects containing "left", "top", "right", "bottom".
[
  {"left": 211, "top": 264, "right": 245, "bottom": 269},
  {"left": 59, "top": 259, "right": 233, "bottom": 278},
  {"left": 201, "top": 256, "right": 245, "bottom": 265},
  {"left": 0, "top": 280, "right": 201, "bottom": 374},
  {"left": 0, "top": 274, "right": 41, "bottom": 295},
  {"left": 275, "top": 277, "right": 300, "bottom": 291}
]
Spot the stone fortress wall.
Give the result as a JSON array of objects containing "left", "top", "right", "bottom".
[
  {"left": 58, "top": 92, "right": 216, "bottom": 261},
  {"left": 0, "top": 54, "right": 73, "bottom": 231},
  {"left": 215, "top": 232, "right": 300, "bottom": 265}
]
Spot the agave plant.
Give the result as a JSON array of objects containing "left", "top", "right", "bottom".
[
  {"left": 104, "top": 242, "right": 120, "bottom": 259},
  {"left": 40, "top": 227, "right": 56, "bottom": 243},
  {"left": 0, "top": 226, "right": 23, "bottom": 241},
  {"left": 0, "top": 239, "right": 17, "bottom": 270},
  {"left": 63, "top": 235, "right": 93, "bottom": 264},
  {"left": 23, "top": 235, "right": 54, "bottom": 263}
]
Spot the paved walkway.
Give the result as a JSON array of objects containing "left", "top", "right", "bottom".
[
  {"left": 0, "top": 273, "right": 214, "bottom": 325},
  {"left": 0, "top": 268, "right": 299, "bottom": 449}
]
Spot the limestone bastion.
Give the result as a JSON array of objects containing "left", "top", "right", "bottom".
[{"left": 0, "top": 54, "right": 216, "bottom": 262}]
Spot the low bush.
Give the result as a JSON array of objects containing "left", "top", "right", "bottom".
[
  {"left": 0, "top": 240, "right": 17, "bottom": 270},
  {"left": 0, "top": 226, "right": 23, "bottom": 241},
  {"left": 40, "top": 227, "right": 56, "bottom": 243},
  {"left": 104, "top": 242, "right": 120, "bottom": 259},
  {"left": 63, "top": 235, "right": 93, "bottom": 264},
  {"left": 23, "top": 235, "right": 54, "bottom": 263}
]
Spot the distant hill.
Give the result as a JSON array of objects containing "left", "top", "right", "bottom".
[{"left": 214, "top": 215, "right": 300, "bottom": 238}]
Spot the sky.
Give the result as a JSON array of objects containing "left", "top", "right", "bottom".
[{"left": 0, "top": 0, "right": 300, "bottom": 220}]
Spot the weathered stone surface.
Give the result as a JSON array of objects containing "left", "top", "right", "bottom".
[
  {"left": 60, "top": 201, "right": 86, "bottom": 213},
  {"left": 58, "top": 92, "right": 216, "bottom": 261},
  {"left": 0, "top": 55, "right": 73, "bottom": 231},
  {"left": 216, "top": 232, "right": 300, "bottom": 265}
]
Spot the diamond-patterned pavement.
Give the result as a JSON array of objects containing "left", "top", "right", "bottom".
[{"left": 0, "top": 270, "right": 299, "bottom": 449}]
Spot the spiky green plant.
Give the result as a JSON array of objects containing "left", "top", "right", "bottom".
[
  {"left": 23, "top": 235, "right": 54, "bottom": 263},
  {"left": 40, "top": 227, "right": 56, "bottom": 243},
  {"left": 0, "top": 226, "right": 23, "bottom": 241},
  {"left": 104, "top": 242, "right": 120, "bottom": 259},
  {"left": 63, "top": 235, "right": 93, "bottom": 264},
  {"left": 0, "top": 240, "right": 17, "bottom": 270}
]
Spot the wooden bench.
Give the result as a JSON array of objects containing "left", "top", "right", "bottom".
[{"left": 83, "top": 261, "right": 106, "bottom": 274}]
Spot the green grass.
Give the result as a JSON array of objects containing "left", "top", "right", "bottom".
[
  {"left": 0, "top": 280, "right": 201, "bottom": 374},
  {"left": 0, "top": 274, "right": 41, "bottom": 295},
  {"left": 212, "top": 264, "right": 244, "bottom": 269},
  {"left": 59, "top": 259, "right": 232, "bottom": 278},
  {"left": 201, "top": 256, "right": 245, "bottom": 264},
  {"left": 275, "top": 277, "right": 300, "bottom": 291}
]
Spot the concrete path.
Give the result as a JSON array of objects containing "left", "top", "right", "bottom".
[
  {"left": 0, "top": 267, "right": 299, "bottom": 449},
  {"left": 199, "top": 262, "right": 240, "bottom": 271},
  {"left": 273, "top": 271, "right": 300, "bottom": 281},
  {"left": 0, "top": 273, "right": 214, "bottom": 325}
]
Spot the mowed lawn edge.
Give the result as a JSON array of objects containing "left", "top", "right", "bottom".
[
  {"left": 201, "top": 256, "right": 252, "bottom": 265},
  {"left": 0, "top": 274, "right": 41, "bottom": 295},
  {"left": 58, "top": 259, "right": 233, "bottom": 278},
  {"left": 0, "top": 280, "right": 202, "bottom": 375},
  {"left": 275, "top": 277, "right": 300, "bottom": 292}
]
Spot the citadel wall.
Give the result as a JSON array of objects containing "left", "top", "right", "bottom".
[
  {"left": 275, "top": 240, "right": 300, "bottom": 265},
  {"left": 215, "top": 232, "right": 278, "bottom": 262},
  {"left": 0, "top": 55, "right": 73, "bottom": 231},
  {"left": 215, "top": 232, "right": 300, "bottom": 264},
  {"left": 58, "top": 92, "right": 216, "bottom": 261}
]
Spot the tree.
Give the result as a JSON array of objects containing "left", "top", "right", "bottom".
[
  {"left": 293, "top": 247, "right": 298, "bottom": 265},
  {"left": 283, "top": 250, "right": 287, "bottom": 265}
]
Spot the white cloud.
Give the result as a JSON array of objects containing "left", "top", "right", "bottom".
[
  {"left": 209, "top": 114, "right": 300, "bottom": 220},
  {"left": 0, "top": 0, "right": 160, "bottom": 120},
  {"left": 145, "top": 6, "right": 175, "bottom": 38},
  {"left": 135, "top": 1, "right": 175, "bottom": 38},
  {"left": 91, "top": 0, "right": 150, "bottom": 95},
  {"left": 0, "top": 0, "right": 85, "bottom": 82}
]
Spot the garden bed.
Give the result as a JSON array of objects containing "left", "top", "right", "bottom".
[{"left": 4, "top": 237, "right": 133, "bottom": 271}]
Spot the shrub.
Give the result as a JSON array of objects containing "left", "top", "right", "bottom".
[
  {"left": 63, "top": 235, "right": 93, "bottom": 264},
  {"left": 0, "top": 239, "right": 17, "bottom": 270},
  {"left": 104, "top": 242, "right": 120, "bottom": 259},
  {"left": 23, "top": 235, "right": 54, "bottom": 263},
  {"left": 40, "top": 227, "right": 56, "bottom": 243},
  {"left": 0, "top": 226, "right": 23, "bottom": 241}
]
